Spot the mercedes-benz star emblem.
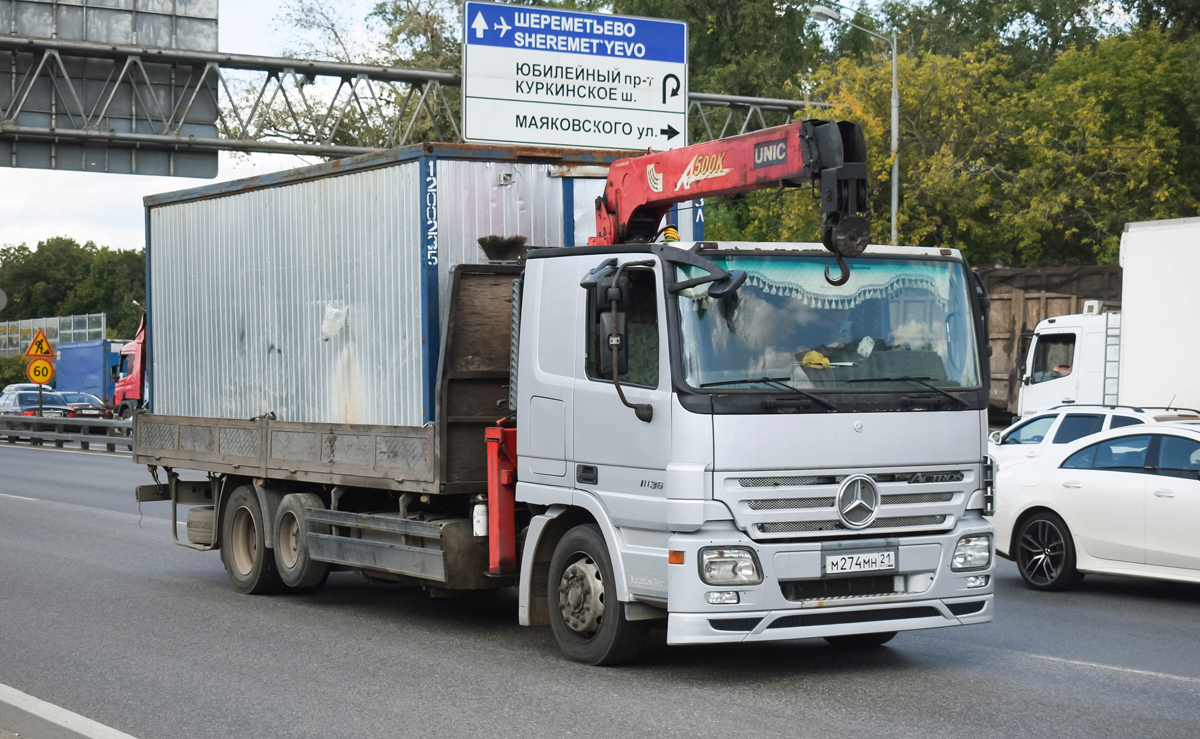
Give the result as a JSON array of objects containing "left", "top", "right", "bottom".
[{"left": 836, "top": 474, "right": 879, "bottom": 529}]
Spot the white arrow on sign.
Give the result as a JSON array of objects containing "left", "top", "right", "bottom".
[{"left": 472, "top": 12, "right": 488, "bottom": 38}]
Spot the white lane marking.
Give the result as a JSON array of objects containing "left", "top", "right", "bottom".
[
  {"left": 1028, "top": 653, "right": 1200, "bottom": 685},
  {"left": 0, "top": 682, "right": 140, "bottom": 739},
  {"left": 0, "top": 490, "right": 181, "bottom": 528}
]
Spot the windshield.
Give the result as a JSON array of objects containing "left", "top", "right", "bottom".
[
  {"left": 676, "top": 255, "right": 980, "bottom": 392},
  {"left": 18, "top": 392, "right": 68, "bottom": 406}
]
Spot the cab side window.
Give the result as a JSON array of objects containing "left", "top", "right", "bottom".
[
  {"left": 1030, "top": 334, "right": 1075, "bottom": 384},
  {"left": 1093, "top": 435, "right": 1152, "bottom": 473},
  {"left": 1155, "top": 436, "right": 1200, "bottom": 479},
  {"left": 1053, "top": 414, "right": 1104, "bottom": 444},
  {"left": 585, "top": 269, "right": 659, "bottom": 389},
  {"left": 1003, "top": 415, "right": 1055, "bottom": 445}
]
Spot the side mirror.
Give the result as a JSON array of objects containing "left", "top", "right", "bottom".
[
  {"left": 110, "top": 366, "right": 119, "bottom": 382},
  {"left": 599, "top": 310, "right": 627, "bottom": 376},
  {"left": 989, "top": 431, "right": 1002, "bottom": 444},
  {"left": 582, "top": 258, "right": 656, "bottom": 423}
]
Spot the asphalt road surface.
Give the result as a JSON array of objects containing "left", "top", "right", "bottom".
[{"left": 2, "top": 445, "right": 1200, "bottom": 739}]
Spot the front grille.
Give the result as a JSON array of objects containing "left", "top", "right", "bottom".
[
  {"left": 781, "top": 575, "right": 899, "bottom": 601},
  {"left": 767, "top": 606, "right": 942, "bottom": 629},
  {"left": 709, "top": 617, "right": 763, "bottom": 632},
  {"left": 947, "top": 601, "right": 987, "bottom": 616},
  {"left": 881, "top": 492, "right": 954, "bottom": 505},
  {"left": 748, "top": 497, "right": 835, "bottom": 510},
  {"left": 737, "top": 471, "right": 949, "bottom": 488},
  {"left": 740, "top": 475, "right": 831, "bottom": 488},
  {"left": 757, "top": 515, "right": 947, "bottom": 534}
]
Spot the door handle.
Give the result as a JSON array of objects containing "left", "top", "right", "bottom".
[
  {"left": 576, "top": 465, "right": 598, "bottom": 486},
  {"left": 1062, "top": 481, "right": 1081, "bottom": 489},
  {"left": 1154, "top": 490, "right": 1175, "bottom": 498},
  {"left": 1061, "top": 399, "right": 1075, "bottom": 404},
  {"left": 1026, "top": 451, "right": 1037, "bottom": 457}
]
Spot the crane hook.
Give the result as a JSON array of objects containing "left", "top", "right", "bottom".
[{"left": 824, "top": 254, "right": 851, "bottom": 286}]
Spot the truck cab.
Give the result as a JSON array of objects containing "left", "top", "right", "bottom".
[
  {"left": 1017, "top": 312, "right": 1117, "bottom": 418},
  {"left": 516, "top": 241, "right": 995, "bottom": 657},
  {"left": 112, "top": 317, "right": 146, "bottom": 418}
]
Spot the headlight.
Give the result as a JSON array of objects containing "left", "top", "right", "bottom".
[
  {"left": 952, "top": 535, "right": 992, "bottom": 571},
  {"left": 699, "top": 548, "right": 762, "bottom": 585}
]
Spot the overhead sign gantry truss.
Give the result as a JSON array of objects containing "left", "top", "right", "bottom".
[{"left": 0, "top": 2, "right": 828, "bottom": 178}]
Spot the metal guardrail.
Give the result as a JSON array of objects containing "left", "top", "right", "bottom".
[{"left": 1, "top": 416, "right": 133, "bottom": 454}]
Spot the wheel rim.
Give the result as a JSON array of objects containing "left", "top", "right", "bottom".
[
  {"left": 278, "top": 511, "right": 301, "bottom": 570},
  {"left": 1018, "top": 518, "right": 1066, "bottom": 585},
  {"left": 230, "top": 505, "right": 257, "bottom": 576},
  {"left": 557, "top": 554, "right": 605, "bottom": 637}
]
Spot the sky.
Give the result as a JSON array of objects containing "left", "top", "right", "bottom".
[{"left": 0, "top": 1, "right": 373, "bottom": 252}]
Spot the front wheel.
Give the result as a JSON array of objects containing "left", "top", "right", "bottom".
[
  {"left": 548, "top": 524, "right": 648, "bottom": 666},
  {"left": 1015, "top": 511, "right": 1084, "bottom": 591}
]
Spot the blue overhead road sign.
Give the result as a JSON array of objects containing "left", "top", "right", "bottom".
[{"left": 462, "top": 1, "right": 689, "bottom": 150}]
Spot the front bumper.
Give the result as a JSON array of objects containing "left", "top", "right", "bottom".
[{"left": 664, "top": 515, "right": 995, "bottom": 645}]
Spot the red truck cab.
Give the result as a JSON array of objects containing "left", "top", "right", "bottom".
[{"left": 112, "top": 315, "right": 146, "bottom": 418}]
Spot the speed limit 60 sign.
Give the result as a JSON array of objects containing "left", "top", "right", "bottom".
[{"left": 26, "top": 358, "right": 55, "bottom": 384}]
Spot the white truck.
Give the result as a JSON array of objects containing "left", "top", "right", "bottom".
[
  {"left": 133, "top": 122, "right": 996, "bottom": 665},
  {"left": 1017, "top": 217, "right": 1200, "bottom": 419}
]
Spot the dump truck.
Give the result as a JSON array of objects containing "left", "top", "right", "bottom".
[{"left": 133, "top": 127, "right": 995, "bottom": 665}]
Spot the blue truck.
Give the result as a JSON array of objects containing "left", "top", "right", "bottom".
[{"left": 56, "top": 339, "right": 124, "bottom": 403}]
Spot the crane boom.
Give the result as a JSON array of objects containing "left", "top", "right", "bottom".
[{"left": 589, "top": 119, "right": 871, "bottom": 259}]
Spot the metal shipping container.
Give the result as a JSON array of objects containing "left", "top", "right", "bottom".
[{"left": 144, "top": 143, "right": 706, "bottom": 428}]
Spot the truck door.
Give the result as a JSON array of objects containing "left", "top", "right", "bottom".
[
  {"left": 572, "top": 258, "right": 672, "bottom": 529},
  {"left": 1019, "top": 330, "right": 1079, "bottom": 416}
]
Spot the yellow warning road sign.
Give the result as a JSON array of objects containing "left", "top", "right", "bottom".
[
  {"left": 24, "top": 328, "right": 55, "bottom": 359},
  {"left": 26, "top": 358, "right": 55, "bottom": 384}
]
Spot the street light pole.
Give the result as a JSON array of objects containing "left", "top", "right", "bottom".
[
  {"left": 811, "top": 4, "right": 900, "bottom": 245},
  {"left": 890, "top": 30, "right": 898, "bottom": 246}
]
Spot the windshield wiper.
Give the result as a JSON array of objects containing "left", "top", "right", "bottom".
[
  {"left": 846, "top": 376, "right": 969, "bottom": 408},
  {"left": 701, "top": 376, "right": 838, "bottom": 411}
]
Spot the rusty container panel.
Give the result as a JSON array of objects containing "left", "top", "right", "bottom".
[{"left": 149, "top": 163, "right": 426, "bottom": 426}]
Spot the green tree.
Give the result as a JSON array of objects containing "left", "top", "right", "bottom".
[
  {"left": 999, "top": 29, "right": 1197, "bottom": 264},
  {"left": 0, "top": 237, "right": 95, "bottom": 321},
  {"left": 0, "top": 238, "right": 146, "bottom": 338},
  {"left": 59, "top": 248, "right": 147, "bottom": 339},
  {"left": 613, "top": 0, "right": 823, "bottom": 97}
]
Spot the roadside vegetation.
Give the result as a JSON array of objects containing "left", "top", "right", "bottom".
[{"left": 0, "top": 237, "right": 146, "bottom": 338}]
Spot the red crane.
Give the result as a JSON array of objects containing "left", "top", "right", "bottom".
[{"left": 589, "top": 119, "right": 872, "bottom": 284}]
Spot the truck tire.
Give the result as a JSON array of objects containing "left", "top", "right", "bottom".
[
  {"left": 1015, "top": 511, "right": 1084, "bottom": 591},
  {"left": 548, "top": 523, "right": 648, "bottom": 666},
  {"left": 273, "top": 493, "right": 330, "bottom": 591},
  {"left": 824, "top": 631, "right": 897, "bottom": 648},
  {"left": 220, "top": 485, "right": 286, "bottom": 594}
]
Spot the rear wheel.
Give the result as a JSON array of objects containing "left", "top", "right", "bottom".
[
  {"left": 824, "top": 631, "right": 897, "bottom": 648},
  {"left": 1015, "top": 511, "right": 1084, "bottom": 591},
  {"left": 273, "top": 493, "right": 330, "bottom": 591},
  {"left": 220, "top": 485, "right": 286, "bottom": 594},
  {"left": 548, "top": 524, "right": 648, "bottom": 666}
]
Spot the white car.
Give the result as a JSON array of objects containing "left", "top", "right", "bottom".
[
  {"left": 988, "top": 405, "right": 1156, "bottom": 469},
  {"left": 992, "top": 423, "right": 1200, "bottom": 590}
]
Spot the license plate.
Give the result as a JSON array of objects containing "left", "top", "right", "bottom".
[
  {"left": 80, "top": 411, "right": 100, "bottom": 416},
  {"left": 43, "top": 411, "right": 63, "bottom": 417},
  {"left": 825, "top": 550, "right": 896, "bottom": 575}
]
